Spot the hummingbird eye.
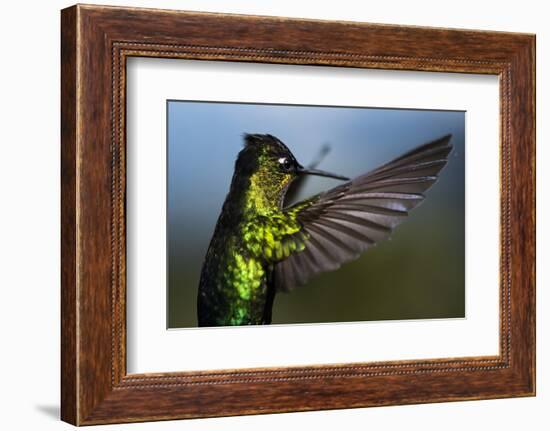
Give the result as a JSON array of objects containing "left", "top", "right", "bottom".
[{"left": 278, "top": 157, "right": 293, "bottom": 172}]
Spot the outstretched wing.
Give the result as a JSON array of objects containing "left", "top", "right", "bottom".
[{"left": 273, "top": 134, "right": 453, "bottom": 292}]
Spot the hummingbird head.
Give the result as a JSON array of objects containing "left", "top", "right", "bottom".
[{"left": 234, "top": 134, "right": 348, "bottom": 211}]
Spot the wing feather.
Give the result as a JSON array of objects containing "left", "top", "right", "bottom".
[{"left": 274, "top": 134, "right": 453, "bottom": 292}]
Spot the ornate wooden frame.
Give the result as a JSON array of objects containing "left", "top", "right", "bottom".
[{"left": 61, "top": 4, "right": 535, "bottom": 425}]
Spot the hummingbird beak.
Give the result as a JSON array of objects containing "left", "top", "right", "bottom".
[{"left": 296, "top": 165, "right": 349, "bottom": 181}]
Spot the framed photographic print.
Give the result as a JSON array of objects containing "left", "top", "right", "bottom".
[{"left": 61, "top": 4, "right": 535, "bottom": 425}]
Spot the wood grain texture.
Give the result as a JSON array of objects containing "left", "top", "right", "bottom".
[
  {"left": 60, "top": 5, "right": 78, "bottom": 425},
  {"left": 60, "top": 4, "right": 536, "bottom": 425}
]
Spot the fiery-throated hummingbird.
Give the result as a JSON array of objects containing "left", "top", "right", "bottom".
[{"left": 197, "top": 133, "right": 453, "bottom": 327}]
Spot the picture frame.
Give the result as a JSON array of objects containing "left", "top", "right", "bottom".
[{"left": 61, "top": 4, "right": 535, "bottom": 425}]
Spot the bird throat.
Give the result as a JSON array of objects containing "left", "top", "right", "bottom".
[{"left": 243, "top": 170, "right": 291, "bottom": 215}]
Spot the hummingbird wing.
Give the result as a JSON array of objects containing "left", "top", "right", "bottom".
[{"left": 273, "top": 134, "right": 453, "bottom": 292}]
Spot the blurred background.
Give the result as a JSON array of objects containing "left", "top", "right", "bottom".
[{"left": 167, "top": 101, "right": 465, "bottom": 328}]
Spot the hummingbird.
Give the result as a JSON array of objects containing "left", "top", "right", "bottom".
[{"left": 197, "top": 133, "right": 453, "bottom": 327}]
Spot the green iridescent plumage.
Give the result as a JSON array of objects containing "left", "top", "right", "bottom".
[
  {"left": 197, "top": 133, "right": 453, "bottom": 327},
  {"left": 197, "top": 135, "right": 314, "bottom": 326}
]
